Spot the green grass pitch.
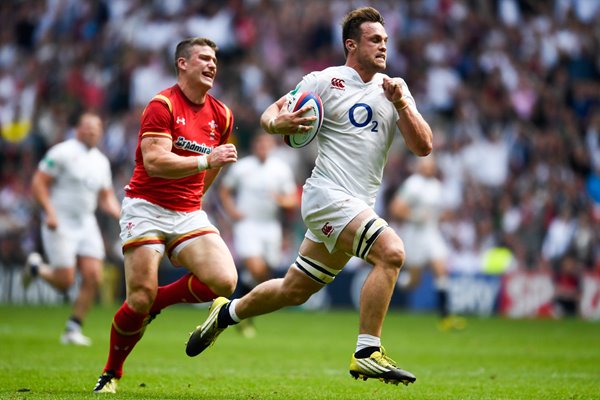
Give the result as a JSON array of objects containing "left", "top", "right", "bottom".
[{"left": 1, "top": 304, "right": 599, "bottom": 399}]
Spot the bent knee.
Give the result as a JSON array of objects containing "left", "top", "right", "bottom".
[
  {"left": 211, "top": 275, "right": 237, "bottom": 297},
  {"left": 53, "top": 274, "right": 76, "bottom": 291},
  {"left": 375, "top": 245, "right": 405, "bottom": 270},
  {"left": 54, "top": 279, "right": 75, "bottom": 292},
  {"left": 126, "top": 284, "right": 157, "bottom": 312}
]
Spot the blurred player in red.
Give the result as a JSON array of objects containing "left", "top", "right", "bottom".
[{"left": 93, "top": 37, "right": 238, "bottom": 394}]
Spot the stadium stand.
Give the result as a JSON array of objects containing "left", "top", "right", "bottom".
[{"left": 1, "top": 0, "right": 599, "bottom": 317}]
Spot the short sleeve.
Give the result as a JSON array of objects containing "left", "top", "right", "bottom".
[
  {"left": 38, "top": 145, "right": 65, "bottom": 177},
  {"left": 397, "top": 176, "right": 419, "bottom": 204},
  {"left": 101, "top": 157, "right": 113, "bottom": 189},
  {"left": 219, "top": 105, "right": 234, "bottom": 145},
  {"left": 288, "top": 71, "right": 321, "bottom": 100},
  {"left": 140, "top": 100, "right": 173, "bottom": 139}
]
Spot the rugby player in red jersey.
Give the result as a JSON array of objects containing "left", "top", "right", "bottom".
[{"left": 93, "top": 37, "right": 238, "bottom": 394}]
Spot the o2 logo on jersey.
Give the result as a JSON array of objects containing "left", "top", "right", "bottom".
[{"left": 349, "top": 103, "right": 378, "bottom": 133}]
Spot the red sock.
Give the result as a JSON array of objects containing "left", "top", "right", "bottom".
[
  {"left": 150, "top": 273, "right": 216, "bottom": 314},
  {"left": 103, "top": 302, "right": 148, "bottom": 378}
]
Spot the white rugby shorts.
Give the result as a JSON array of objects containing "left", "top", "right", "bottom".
[
  {"left": 233, "top": 219, "right": 282, "bottom": 268},
  {"left": 41, "top": 214, "right": 105, "bottom": 268},
  {"left": 120, "top": 197, "right": 219, "bottom": 262},
  {"left": 399, "top": 224, "right": 449, "bottom": 267},
  {"left": 301, "top": 179, "right": 370, "bottom": 253}
]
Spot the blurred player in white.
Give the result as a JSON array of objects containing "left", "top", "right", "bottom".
[
  {"left": 23, "top": 112, "right": 121, "bottom": 346},
  {"left": 219, "top": 132, "right": 298, "bottom": 336},
  {"left": 389, "top": 155, "right": 465, "bottom": 331},
  {"left": 186, "top": 7, "right": 433, "bottom": 386}
]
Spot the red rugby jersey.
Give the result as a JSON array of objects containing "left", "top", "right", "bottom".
[{"left": 125, "top": 84, "right": 233, "bottom": 211}]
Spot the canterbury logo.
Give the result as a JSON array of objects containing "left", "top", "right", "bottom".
[
  {"left": 331, "top": 78, "right": 345, "bottom": 89},
  {"left": 321, "top": 222, "right": 334, "bottom": 237}
]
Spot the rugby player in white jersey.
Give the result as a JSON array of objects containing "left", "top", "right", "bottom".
[
  {"left": 219, "top": 132, "right": 298, "bottom": 336},
  {"left": 389, "top": 155, "right": 466, "bottom": 331},
  {"left": 186, "top": 7, "right": 432, "bottom": 386},
  {"left": 23, "top": 112, "right": 121, "bottom": 346}
]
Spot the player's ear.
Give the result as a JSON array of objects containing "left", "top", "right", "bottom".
[
  {"left": 345, "top": 39, "right": 356, "bottom": 53},
  {"left": 176, "top": 56, "right": 186, "bottom": 71}
]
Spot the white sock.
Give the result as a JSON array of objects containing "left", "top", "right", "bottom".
[
  {"left": 228, "top": 299, "right": 241, "bottom": 323},
  {"left": 65, "top": 319, "right": 82, "bottom": 333},
  {"left": 356, "top": 334, "right": 381, "bottom": 353}
]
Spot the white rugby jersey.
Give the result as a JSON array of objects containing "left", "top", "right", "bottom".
[
  {"left": 291, "top": 65, "right": 417, "bottom": 205},
  {"left": 221, "top": 155, "right": 296, "bottom": 221},
  {"left": 397, "top": 173, "right": 444, "bottom": 228},
  {"left": 39, "top": 138, "right": 113, "bottom": 219}
]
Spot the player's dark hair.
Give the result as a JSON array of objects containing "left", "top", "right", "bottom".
[
  {"left": 341, "top": 7, "right": 385, "bottom": 57},
  {"left": 174, "top": 37, "right": 218, "bottom": 75}
]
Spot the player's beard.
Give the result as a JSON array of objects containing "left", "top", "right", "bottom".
[
  {"left": 360, "top": 53, "right": 386, "bottom": 74},
  {"left": 372, "top": 53, "right": 386, "bottom": 71}
]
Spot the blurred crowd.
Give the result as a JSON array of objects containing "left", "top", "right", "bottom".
[{"left": 1, "top": 0, "right": 599, "bottom": 294}]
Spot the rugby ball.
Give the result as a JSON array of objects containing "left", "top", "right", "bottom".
[{"left": 284, "top": 91, "right": 323, "bottom": 148}]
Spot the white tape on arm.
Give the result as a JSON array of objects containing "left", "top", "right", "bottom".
[{"left": 196, "top": 155, "right": 209, "bottom": 171}]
